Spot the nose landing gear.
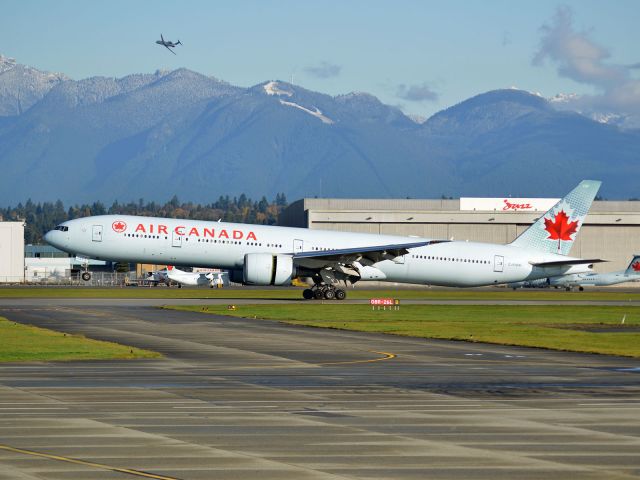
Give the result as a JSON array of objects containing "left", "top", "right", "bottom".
[{"left": 78, "top": 257, "right": 91, "bottom": 282}]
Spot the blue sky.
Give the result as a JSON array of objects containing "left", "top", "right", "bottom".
[{"left": 3, "top": 0, "right": 639, "bottom": 118}]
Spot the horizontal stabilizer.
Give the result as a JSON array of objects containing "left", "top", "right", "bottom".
[{"left": 530, "top": 258, "right": 606, "bottom": 267}]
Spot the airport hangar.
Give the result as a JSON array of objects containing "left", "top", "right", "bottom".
[{"left": 280, "top": 197, "right": 640, "bottom": 276}]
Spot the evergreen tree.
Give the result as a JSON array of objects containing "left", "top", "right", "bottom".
[{"left": 1, "top": 193, "right": 288, "bottom": 244}]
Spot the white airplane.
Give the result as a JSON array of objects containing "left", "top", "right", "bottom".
[
  {"left": 44, "top": 180, "right": 603, "bottom": 300},
  {"left": 167, "top": 266, "right": 226, "bottom": 288},
  {"left": 146, "top": 267, "right": 227, "bottom": 288},
  {"left": 512, "top": 255, "right": 640, "bottom": 291}
]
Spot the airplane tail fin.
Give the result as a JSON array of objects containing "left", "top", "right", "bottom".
[
  {"left": 509, "top": 180, "right": 601, "bottom": 256},
  {"left": 176, "top": 40, "right": 181, "bottom": 45},
  {"left": 625, "top": 255, "right": 640, "bottom": 274}
]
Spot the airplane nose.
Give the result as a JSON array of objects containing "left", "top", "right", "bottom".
[{"left": 44, "top": 230, "right": 59, "bottom": 247}]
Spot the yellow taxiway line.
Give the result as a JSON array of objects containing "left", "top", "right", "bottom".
[
  {"left": 0, "top": 444, "right": 182, "bottom": 480},
  {"left": 317, "top": 350, "right": 396, "bottom": 366}
]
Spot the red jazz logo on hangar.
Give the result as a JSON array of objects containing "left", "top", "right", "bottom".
[{"left": 112, "top": 220, "right": 127, "bottom": 233}]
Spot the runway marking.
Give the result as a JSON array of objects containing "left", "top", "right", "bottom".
[
  {"left": 0, "top": 444, "right": 183, "bottom": 480},
  {"left": 0, "top": 407, "right": 68, "bottom": 410},
  {"left": 316, "top": 350, "right": 396, "bottom": 366},
  {"left": 173, "top": 350, "right": 397, "bottom": 369}
]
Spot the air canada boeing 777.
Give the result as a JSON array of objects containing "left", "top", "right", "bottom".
[{"left": 45, "top": 181, "right": 603, "bottom": 300}]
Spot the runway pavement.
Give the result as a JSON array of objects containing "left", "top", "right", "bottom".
[
  {"left": 0, "top": 301, "right": 639, "bottom": 479},
  {"left": 1, "top": 296, "right": 640, "bottom": 307}
]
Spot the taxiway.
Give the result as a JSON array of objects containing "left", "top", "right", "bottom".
[{"left": 0, "top": 301, "right": 639, "bottom": 479}]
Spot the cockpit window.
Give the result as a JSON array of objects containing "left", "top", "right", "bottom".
[{"left": 54, "top": 225, "right": 69, "bottom": 232}]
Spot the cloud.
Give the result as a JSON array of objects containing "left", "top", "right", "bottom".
[
  {"left": 533, "top": 6, "right": 640, "bottom": 122},
  {"left": 303, "top": 62, "right": 341, "bottom": 79},
  {"left": 396, "top": 82, "right": 438, "bottom": 102}
]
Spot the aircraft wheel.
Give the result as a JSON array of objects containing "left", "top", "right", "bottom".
[
  {"left": 565, "top": 287, "right": 571, "bottom": 291},
  {"left": 302, "top": 289, "right": 314, "bottom": 300},
  {"left": 324, "top": 288, "right": 335, "bottom": 300},
  {"left": 334, "top": 289, "right": 346, "bottom": 300},
  {"left": 313, "top": 288, "right": 325, "bottom": 300},
  {"left": 81, "top": 272, "right": 91, "bottom": 282},
  {"left": 579, "top": 286, "right": 584, "bottom": 291},
  {"left": 178, "top": 284, "right": 182, "bottom": 289}
]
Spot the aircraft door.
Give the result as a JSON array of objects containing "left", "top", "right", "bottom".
[
  {"left": 293, "top": 239, "right": 304, "bottom": 254},
  {"left": 92, "top": 225, "right": 103, "bottom": 242},
  {"left": 493, "top": 255, "right": 504, "bottom": 272},
  {"left": 172, "top": 231, "right": 182, "bottom": 248}
]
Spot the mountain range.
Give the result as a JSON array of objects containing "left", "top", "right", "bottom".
[{"left": 1, "top": 54, "right": 639, "bottom": 205}]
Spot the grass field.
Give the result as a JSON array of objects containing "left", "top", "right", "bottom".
[
  {"left": 0, "top": 317, "right": 161, "bottom": 362},
  {"left": 167, "top": 304, "right": 640, "bottom": 357},
  {"left": 1, "top": 286, "right": 639, "bottom": 302}
]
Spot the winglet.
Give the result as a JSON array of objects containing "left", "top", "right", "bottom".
[{"left": 509, "top": 180, "right": 601, "bottom": 256}]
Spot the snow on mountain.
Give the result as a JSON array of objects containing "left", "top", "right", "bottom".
[
  {"left": 263, "top": 81, "right": 293, "bottom": 97},
  {"left": 547, "top": 92, "right": 639, "bottom": 129},
  {"left": 279, "top": 99, "right": 334, "bottom": 124},
  {"left": 1, "top": 57, "right": 639, "bottom": 203},
  {"left": 0, "top": 55, "right": 17, "bottom": 74},
  {"left": 0, "top": 54, "right": 68, "bottom": 115},
  {"left": 548, "top": 92, "right": 579, "bottom": 104},
  {"left": 406, "top": 113, "right": 426, "bottom": 124}
]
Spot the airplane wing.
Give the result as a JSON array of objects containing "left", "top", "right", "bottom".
[
  {"left": 293, "top": 240, "right": 448, "bottom": 266},
  {"left": 164, "top": 44, "right": 177, "bottom": 55},
  {"left": 530, "top": 258, "right": 606, "bottom": 267},
  {"left": 161, "top": 33, "right": 164, "bottom": 42}
]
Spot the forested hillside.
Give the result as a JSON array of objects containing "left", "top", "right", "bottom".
[{"left": 0, "top": 193, "right": 288, "bottom": 244}]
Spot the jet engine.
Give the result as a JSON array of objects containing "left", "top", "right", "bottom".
[{"left": 243, "top": 253, "right": 296, "bottom": 285}]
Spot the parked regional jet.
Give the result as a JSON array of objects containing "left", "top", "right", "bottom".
[
  {"left": 524, "top": 255, "right": 640, "bottom": 291},
  {"left": 147, "top": 267, "right": 227, "bottom": 288},
  {"left": 44, "top": 181, "right": 603, "bottom": 300},
  {"left": 166, "top": 266, "right": 226, "bottom": 288}
]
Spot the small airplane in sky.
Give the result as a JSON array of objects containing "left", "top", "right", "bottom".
[{"left": 156, "top": 34, "right": 181, "bottom": 54}]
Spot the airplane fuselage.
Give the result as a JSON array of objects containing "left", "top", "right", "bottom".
[
  {"left": 45, "top": 214, "right": 590, "bottom": 288},
  {"left": 549, "top": 271, "right": 640, "bottom": 288}
]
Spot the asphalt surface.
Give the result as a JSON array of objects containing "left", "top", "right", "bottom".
[
  {"left": 0, "top": 300, "right": 639, "bottom": 479},
  {"left": 1, "top": 297, "right": 640, "bottom": 307}
]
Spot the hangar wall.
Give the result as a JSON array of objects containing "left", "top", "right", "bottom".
[
  {"left": 280, "top": 199, "right": 640, "bottom": 274},
  {"left": 0, "top": 222, "right": 25, "bottom": 283}
]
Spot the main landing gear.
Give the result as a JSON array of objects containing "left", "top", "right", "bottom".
[{"left": 302, "top": 284, "right": 347, "bottom": 300}]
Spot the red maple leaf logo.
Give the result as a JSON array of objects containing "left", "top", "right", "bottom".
[
  {"left": 632, "top": 261, "right": 640, "bottom": 272},
  {"left": 112, "top": 220, "right": 127, "bottom": 233},
  {"left": 544, "top": 210, "right": 579, "bottom": 251}
]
